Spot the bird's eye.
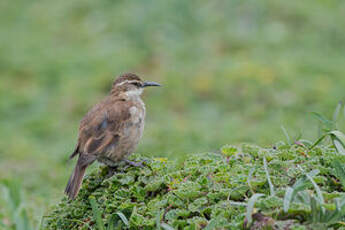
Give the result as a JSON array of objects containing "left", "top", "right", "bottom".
[{"left": 132, "top": 82, "right": 142, "bottom": 87}]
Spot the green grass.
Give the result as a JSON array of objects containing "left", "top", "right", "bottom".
[
  {"left": 1, "top": 0, "right": 345, "bottom": 228},
  {"left": 0, "top": 180, "right": 35, "bottom": 230}
]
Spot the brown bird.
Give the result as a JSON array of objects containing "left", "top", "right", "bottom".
[{"left": 65, "top": 73, "right": 161, "bottom": 199}]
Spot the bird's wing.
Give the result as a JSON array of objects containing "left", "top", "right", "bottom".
[{"left": 72, "top": 99, "right": 132, "bottom": 159}]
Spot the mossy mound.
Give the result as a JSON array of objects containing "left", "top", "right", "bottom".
[{"left": 45, "top": 143, "right": 345, "bottom": 229}]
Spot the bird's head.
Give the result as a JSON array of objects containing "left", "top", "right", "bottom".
[{"left": 111, "top": 73, "right": 161, "bottom": 98}]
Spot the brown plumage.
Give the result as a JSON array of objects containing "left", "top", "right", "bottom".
[{"left": 65, "top": 73, "right": 160, "bottom": 199}]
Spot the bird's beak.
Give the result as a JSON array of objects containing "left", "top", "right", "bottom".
[{"left": 142, "top": 81, "right": 161, "bottom": 87}]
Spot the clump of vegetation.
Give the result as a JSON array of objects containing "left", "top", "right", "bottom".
[
  {"left": 45, "top": 140, "right": 345, "bottom": 229},
  {"left": 0, "top": 180, "right": 35, "bottom": 230}
]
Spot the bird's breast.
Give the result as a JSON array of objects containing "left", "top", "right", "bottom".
[
  {"left": 125, "top": 100, "right": 145, "bottom": 137},
  {"left": 129, "top": 105, "right": 145, "bottom": 124}
]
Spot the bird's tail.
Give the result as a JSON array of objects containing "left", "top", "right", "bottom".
[{"left": 65, "top": 160, "right": 87, "bottom": 200}]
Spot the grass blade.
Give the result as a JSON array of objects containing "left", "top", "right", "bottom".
[
  {"left": 333, "top": 102, "right": 343, "bottom": 123},
  {"left": 156, "top": 210, "right": 162, "bottom": 229},
  {"left": 306, "top": 171, "right": 324, "bottom": 206},
  {"left": 295, "top": 190, "right": 311, "bottom": 205},
  {"left": 329, "top": 130, "right": 345, "bottom": 154},
  {"left": 89, "top": 196, "right": 105, "bottom": 230},
  {"left": 247, "top": 167, "right": 255, "bottom": 195},
  {"left": 332, "top": 160, "right": 345, "bottom": 190},
  {"left": 263, "top": 157, "right": 275, "bottom": 196},
  {"left": 309, "top": 134, "right": 327, "bottom": 150},
  {"left": 293, "top": 168, "right": 319, "bottom": 192},
  {"left": 299, "top": 139, "right": 313, "bottom": 147},
  {"left": 333, "top": 138, "right": 345, "bottom": 155},
  {"left": 283, "top": 187, "right": 294, "bottom": 212},
  {"left": 311, "top": 112, "right": 334, "bottom": 130},
  {"left": 324, "top": 198, "right": 343, "bottom": 223},
  {"left": 281, "top": 126, "right": 291, "bottom": 145},
  {"left": 229, "top": 201, "right": 247, "bottom": 206},
  {"left": 246, "top": 193, "right": 265, "bottom": 226},
  {"left": 310, "top": 196, "right": 319, "bottom": 223},
  {"left": 106, "top": 214, "right": 116, "bottom": 230},
  {"left": 204, "top": 219, "right": 217, "bottom": 230},
  {"left": 38, "top": 213, "right": 46, "bottom": 230},
  {"left": 2, "top": 180, "right": 22, "bottom": 211},
  {"left": 15, "top": 209, "right": 33, "bottom": 230},
  {"left": 116, "top": 212, "right": 129, "bottom": 226},
  {"left": 311, "top": 112, "right": 329, "bottom": 124},
  {"left": 330, "top": 131, "right": 345, "bottom": 144},
  {"left": 1, "top": 180, "right": 35, "bottom": 230},
  {"left": 161, "top": 223, "right": 175, "bottom": 230}
]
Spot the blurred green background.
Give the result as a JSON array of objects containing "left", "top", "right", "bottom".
[{"left": 1, "top": 0, "right": 345, "bottom": 227}]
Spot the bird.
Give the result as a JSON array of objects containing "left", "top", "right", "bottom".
[{"left": 65, "top": 73, "right": 161, "bottom": 200}]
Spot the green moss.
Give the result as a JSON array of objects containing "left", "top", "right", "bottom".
[{"left": 44, "top": 144, "right": 345, "bottom": 229}]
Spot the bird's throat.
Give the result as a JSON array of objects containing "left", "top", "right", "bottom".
[{"left": 123, "top": 88, "right": 143, "bottom": 99}]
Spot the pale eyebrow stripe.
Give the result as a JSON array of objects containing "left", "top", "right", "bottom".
[{"left": 115, "top": 80, "right": 139, "bottom": 86}]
